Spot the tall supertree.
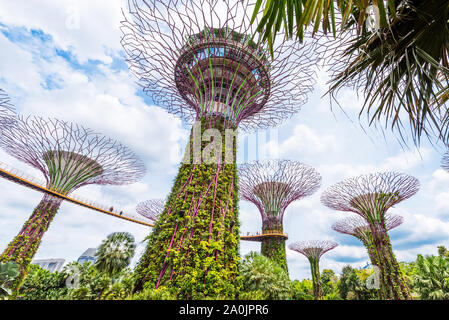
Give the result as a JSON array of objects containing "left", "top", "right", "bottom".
[
  {"left": 238, "top": 160, "right": 321, "bottom": 273},
  {"left": 332, "top": 213, "right": 404, "bottom": 299},
  {"left": 321, "top": 172, "right": 419, "bottom": 300},
  {"left": 136, "top": 199, "right": 165, "bottom": 223},
  {"left": 121, "top": 0, "right": 317, "bottom": 298},
  {"left": 288, "top": 240, "right": 338, "bottom": 300},
  {"left": 0, "top": 116, "right": 146, "bottom": 291},
  {"left": 0, "top": 89, "right": 16, "bottom": 126}
]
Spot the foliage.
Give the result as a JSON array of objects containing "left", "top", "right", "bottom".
[
  {"left": 260, "top": 237, "right": 288, "bottom": 273},
  {"left": 238, "top": 289, "right": 268, "bottom": 300},
  {"left": 338, "top": 265, "right": 377, "bottom": 300},
  {"left": 16, "top": 264, "right": 68, "bottom": 300},
  {"left": 239, "top": 252, "right": 291, "bottom": 300},
  {"left": 128, "top": 285, "right": 176, "bottom": 300},
  {"left": 438, "top": 246, "right": 449, "bottom": 258},
  {"left": 321, "top": 269, "right": 338, "bottom": 296},
  {"left": 0, "top": 198, "right": 60, "bottom": 294},
  {"left": 0, "top": 261, "right": 19, "bottom": 299},
  {"left": 291, "top": 279, "right": 314, "bottom": 300},
  {"left": 17, "top": 261, "right": 135, "bottom": 300},
  {"left": 413, "top": 254, "right": 449, "bottom": 300},
  {"left": 134, "top": 118, "right": 241, "bottom": 299},
  {"left": 252, "top": 1, "right": 449, "bottom": 146},
  {"left": 94, "top": 232, "right": 136, "bottom": 276},
  {"left": 251, "top": 1, "right": 394, "bottom": 54}
]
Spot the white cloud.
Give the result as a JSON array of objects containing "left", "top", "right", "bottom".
[{"left": 0, "top": 0, "right": 125, "bottom": 63}]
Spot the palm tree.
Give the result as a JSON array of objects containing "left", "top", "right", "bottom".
[
  {"left": 251, "top": 1, "right": 449, "bottom": 145},
  {"left": 94, "top": 232, "right": 136, "bottom": 277},
  {"left": 239, "top": 252, "right": 292, "bottom": 300},
  {"left": 413, "top": 254, "right": 449, "bottom": 300}
]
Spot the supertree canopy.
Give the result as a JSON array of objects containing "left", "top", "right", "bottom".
[
  {"left": 0, "top": 89, "right": 16, "bottom": 126},
  {"left": 121, "top": 0, "right": 316, "bottom": 131},
  {"left": 122, "top": 0, "right": 317, "bottom": 299},
  {"left": 288, "top": 240, "right": 338, "bottom": 300},
  {"left": 0, "top": 116, "right": 145, "bottom": 292},
  {"left": 136, "top": 199, "right": 165, "bottom": 223},
  {"left": 238, "top": 160, "right": 321, "bottom": 272},
  {"left": 321, "top": 172, "right": 419, "bottom": 300}
]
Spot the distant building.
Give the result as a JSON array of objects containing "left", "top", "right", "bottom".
[
  {"left": 32, "top": 259, "right": 65, "bottom": 272},
  {"left": 77, "top": 248, "right": 97, "bottom": 264}
]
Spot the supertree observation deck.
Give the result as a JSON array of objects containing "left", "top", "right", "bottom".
[
  {"left": 321, "top": 172, "right": 419, "bottom": 300},
  {"left": 238, "top": 160, "right": 321, "bottom": 273},
  {"left": 121, "top": 0, "right": 318, "bottom": 298},
  {"left": 0, "top": 89, "right": 16, "bottom": 126},
  {"left": 121, "top": 0, "right": 316, "bottom": 131},
  {"left": 136, "top": 199, "right": 165, "bottom": 223},
  {"left": 289, "top": 240, "right": 338, "bottom": 300},
  {"left": 0, "top": 116, "right": 145, "bottom": 292}
]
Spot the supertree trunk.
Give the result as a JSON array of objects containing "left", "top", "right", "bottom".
[
  {"left": 0, "top": 194, "right": 62, "bottom": 293},
  {"left": 308, "top": 257, "right": 323, "bottom": 300},
  {"left": 260, "top": 216, "right": 288, "bottom": 273},
  {"left": 371, "top": 227, "right": 412, "bottom": 300},
  {"left": 134, "top": 117, "right": 240, "bottom": 299},
  {"left": 361, "top": 238, "right": 388, "bottom": 300}
]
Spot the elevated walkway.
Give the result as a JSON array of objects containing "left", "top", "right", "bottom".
[
  {"left": 0, "top": 160, "right": 154, "bottom": 227},
  {"left": 240, "top": 230, "right": 288, "bottom": 242}
]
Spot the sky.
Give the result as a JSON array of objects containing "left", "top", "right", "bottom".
[{"left": 0, "top": 0, "right": 449, "bottom": 282}]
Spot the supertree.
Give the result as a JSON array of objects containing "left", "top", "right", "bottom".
[
  {"left": 332, "top": 213, "right": 404, "bottom": 299},
  {"left": 121, "top": 0, "right": 317, "bottom": 298},
  {"left": 321, "top": 172, "right": 419, "bottom": 300},
  {"left": 136, "top": 199, "right": 165, "bottom": 223},
  {"left": 288, "top": 240, "right": 338, "bottom": 300},
  {"left": 0, "top": 89, "right": 16, "bottom": 126},
  {"left": 0, "top": 116, "right": 146, "bottom": 291},
  {"left": 238, "top": 160, "right": 321, "bottom": 273}
]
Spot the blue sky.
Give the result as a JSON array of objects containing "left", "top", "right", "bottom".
[{"left": 0, "top": 0, "right": 449, "bottom": 282}]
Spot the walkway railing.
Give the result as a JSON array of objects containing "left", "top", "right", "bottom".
[
  {"left": 0, "top": 160, "right": 154, "bottom": 227},
  {"left": 241, "top": 230, "right": 289, "bottom": 240}
]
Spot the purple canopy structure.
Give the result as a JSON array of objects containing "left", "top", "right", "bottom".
[
  {"left": 122, "top": 0, "right": 318, "bottom": 298},
  {"left": 0, "top": 116, "right": 145, "bottom": 292},
  {"left": 238, "top": 160, "right": 321, "bottom": 273},
  {"left": 321, "top": 172, "right": 419, "bottom": 300},
  {"left": 289, "top": 240, "right": 338, "bottom": 300},
  {"left": 136, "top": 199, "right": 166, "bottom": 223}
]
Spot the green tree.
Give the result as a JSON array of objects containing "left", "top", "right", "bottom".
[
  {"left": 413, "top": 254, "right": 449, "bottom": 300},
  {"left": 291, "top": 279, "right": 314, "bottom": 300},
  {"left": 239, "top": 252, "right": 291, "bottom": 300},
  {"left": 252, "top": 0, "right": 449, "bottom": 145},
  {"left": 338, "top": 265, "right": 377, "bottom": 300},
  {"left": 94, "top": 232, "right": 136, "bottom": 277},
  {"left": 438, "top": 246, "right": 449, "bottom": 258},
  {"left": 16, "top": 264, "right": 68, "bottom": 300},
  {"left": 321, "top": 268, "right": 338, "bottom": 296},
  {"left": 0, "top": 261, "right": 19, "bottom": 299}
]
